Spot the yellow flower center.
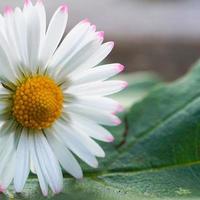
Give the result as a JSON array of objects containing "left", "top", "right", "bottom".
[{"left": 12, "top": 76, "right": 64, "bottom": 129}]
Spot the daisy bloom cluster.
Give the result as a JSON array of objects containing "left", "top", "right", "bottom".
[{"left": 0, "top": 0, "right": 127, "bottom": 196}]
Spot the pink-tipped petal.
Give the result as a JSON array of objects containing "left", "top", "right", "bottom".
[
  {"left": 24, "top": 0, "right": 31, "bottom": 6},
  {"left": 117, "top": 104, "right": 124, "bottom": 112},
  {"left": 116, "top": 64, "right": 125, "bottom": 73},
  {"left": 109, "top": 41, "right": 115, "bottom": 48},
  {"left": 60, "top": 4, "right": 68, "bottom": 13},
  {"left": 121, "top": 81, "right": 128, "bottom": 89},
  {"left": 80, "top": 18, "right": 90, "bottom": 25},
  {"left": 37, "top": 0, "right": 43, "bottom": 4},
  {"left": 4, "top": 6, "right": 13, "bottom": 15},
  {"left": 106, "top": 135, "right": 115, "bottom": 142},
  {"left": 0, "top": 185, "right": 5, "bottom": 193},
  {"left": 114, "top": 118, "right": 121, "bottom": 126},
  {"left": 112, "top": 111, "right": 117, "bottom": 115},
  {"left": 91, "top": 25, "right": 96, "bottom": 31},
  {"left": 97, "top": 31, "right": 105, "bottom": 39},
  {"left": 112, "top": 104, "right": 124, "bottom": 115}
]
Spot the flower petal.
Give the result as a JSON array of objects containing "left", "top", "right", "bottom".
[
  {"left": 46, "top": 131, "right": 83, "bottom": 179},
  {"left": 51, "top": 122, "right": 98, "bottom": 168},
  {"left": 4, "top": 7, "right": 22, "bottom": 67},
  {"left": 70, "top": 122, "right": 105, "bottom": 157},
  {"left": 69, "top": 41, "right": 114, "bottom": 77},
  {"left": 0, "top": 30, "right": 17, "bottom": 81},
  {"left": 69, "top": 113, "right": 114, "bottom": 142},
  {"left": 33, "top": 131, "right": 63, "bottom": 194},
  {"left": 14, "top": 128, "right": 30, "bottom": 192},
  {"left": 56, "top": 39, "right": 101, "bottom": 81},
  {"left": 67, "top": 105, "right": 121, "bottom": 126},
  {"left": 24, "top": 2, "right": 41, "bottom": 72},
  {"left": 67, "top": 80, "right": 128, "bottom": 96},
  {"left": 70, "top": 96, "right": 123, "bottom": 113},
  {"left": 35, "top": 0, "right": 46, "bottom": 46},
  {"left": 0, "top": 132, "right": 16, "bottom": 189},
  {"left": 29, "top": 132, "right": 48, "bottom": 196},
  {"left": 49, "top": 20, "right": 93, "bottom": 72},
  {"left": 39, "top": 4, "right": 68, "bottom": 68},
  {"left": 71, "top": 63, "right": 124, "bottom": 84},
  {"left": 13, "top": 7, "right": 29, "bottom": 67}
]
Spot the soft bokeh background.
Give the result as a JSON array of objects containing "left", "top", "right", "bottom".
[{"left": 2, "top": 0, "right": 200, "bottom": 81}]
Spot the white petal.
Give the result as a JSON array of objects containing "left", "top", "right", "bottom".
[
  {"left": 0, "top": 151, "right": 16, "bottom": 189},
  {"left": 50, "top": 122, "right": 98, "bottom": 168},
  {"left": 67, "top": 80, "right": 128, "bottom": 97},
  {"left": 34, "top": 132, "right": 63, "bottom": 194},
  {"left": 30, "top": 156, "right": 36, "bottom": 174},
  {"left": 0, "top": 101, "right": 8, "bottom": 113},
  {"left": 71, "top": 63, "right": 124, "bottom": 84},
  {"left": 49, "top": 20, "right": 103, "bottom": 80},
  {"left": 69, "top": 41, "right": 114, "bottom": 77},
  {"left": 70, "top": 122, "right": 105, "bottom": 157},
  {"left": 4, "top": 8, "right": 21, "bottom": 66},
  {"left": 56, "top": 39, "right": 101, "bottom": 82},
  {"left": 39, "top": 5, "right": 68, "bottom": 68},
  {"left": 69, "top": 113, "right": 114, "bottom": 142},
  {"left": 71, "top": 96, "right": 123, "bottom": 113},
  {"left": 29, "top": 132, "right": 48, "bottom": 196},
  {"left": 24, "top": 2, "right": 41, "bottom": 71},
  {"left": 13, "top": 8, "right": 29, "bottom": 67},
  {"left": 46, "top": 132, "right": 83, "bottom": 179},
  {"left": 0, "top": 120, "right": 15, "bottom": 140},
  {"left": 0, "top": 30, "right": 16, "bottom": 81},
  {"left": 35, "top": 1, "right": 46, "bottom": 46},
  {"left": 67, "top": 105, "right": 121, "bottom": 126},
  {"left": 0, "top": 133, "right": 15, "bottom": 174},
  {"left": 14, "top": 129, "right": 30, "bottom": 192},
  {"left": 0, "top": 14, "right": 6, "bottom": 38},
  {"left": 0, "top": 132, "right": 15, "bottom": 189},
  {"left": 49, "top": 20, "right": 91, "bottom": 70},
  {"left": 0, "top": 14, "right": 17, "bottom": 81}
]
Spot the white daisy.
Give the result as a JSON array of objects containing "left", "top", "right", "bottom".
[{"left": 0, "top": 0, "right": 127, "bottom": 196}]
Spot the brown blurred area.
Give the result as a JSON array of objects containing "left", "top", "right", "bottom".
[
  {"left": 2, "top": 0, "right": 200, "bottom": 81},
  {"left": 111, "top": 40, "right": 200, "bottom": 81}
]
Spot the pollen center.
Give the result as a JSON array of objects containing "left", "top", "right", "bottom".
[{"left": 12, "top": 76, "right": 64, "bottom": 129}]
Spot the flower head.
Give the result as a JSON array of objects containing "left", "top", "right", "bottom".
[{"left": 0, "top": 0, "right": 127, "bottom": 196}]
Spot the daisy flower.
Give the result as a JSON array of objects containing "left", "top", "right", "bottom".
[{"left": 0, "top": 0, "right": 127, "bottom": 196}]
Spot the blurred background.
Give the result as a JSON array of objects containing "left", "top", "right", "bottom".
[{"left": 1, "top": 0, "right": 200, "bottom": 81}]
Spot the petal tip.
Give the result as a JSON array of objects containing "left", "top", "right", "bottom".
[
  {"left": 122, "top": 81, "right": 128, "bottom": 89},
  {"left": 113, "top": 118, "right": 121, "bottom": 126},
  {"left": 93, "top": 163, "right": 98, "bottom": 168},
  {"left": 81, "top": 18, "right": 90, "bottom": 25},
  {"left": 106, "top": 135, "right": 115, "bottom": 142},
  {"left": 76, "top": 174, "right": 83, "bottom": 180},
  {"left": 24, "top": 0, "right": 31, "bottom": 7},
  {"left": 4, "top": 6, "right": 13, "bottom": 15},
  {"left": 54, "top": 188, "right": 62, "bottom": 194},
  {"left": 41, "top": 187, "right": 48, "bottom": 196},
  {"left": 60, "top": 4, "right": 68, "bottom": 13},
  {"left": 116, "top": 64, "right": 125, "bottom": 73},
  {"left": 101, "top": 152, "right": 106, "bottom": 158},
  {"left": 0, "top": 185, "right": 5, "bottom": 193},
  {"left": 91, "top": 25, "right": 97, "bottom": 31},
  {"left": 97, "top": 31, "right": 105, "bottom": 39},
  {"left": 117, "top": 104, "right": 124, "bottom": 113},
  {"left": 109, "top": 41, "right": 115, "bottom": 48},
  {"left": 37, "top": 0, "right": 43, "bottom": 5}
]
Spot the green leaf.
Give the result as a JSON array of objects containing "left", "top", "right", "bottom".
[{"left": 4, "top": 63, "right": 200, "bottom": 200}]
